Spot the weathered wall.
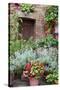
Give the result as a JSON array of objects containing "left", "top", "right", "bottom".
[
  {"left": 33, "top": 5, "right": 47, "bottom": 39},
  {"left": 9, "top": 3, "right": 48, "bottom": 39}
]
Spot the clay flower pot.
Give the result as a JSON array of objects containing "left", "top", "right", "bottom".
[{"left": 29, "top": 78, "right": 39, "bottom": 86}]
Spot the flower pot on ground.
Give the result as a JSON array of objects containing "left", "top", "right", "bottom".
[
  {"left": 22, "top": 61, "right": 45, "bottom": 86},
  {"left": 29, "top": 77, "right": 39, "bottom": 86}
]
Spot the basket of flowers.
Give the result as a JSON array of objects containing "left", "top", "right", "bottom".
[{"left": 22, "top": 61, "right": 45, "bottom": 86}]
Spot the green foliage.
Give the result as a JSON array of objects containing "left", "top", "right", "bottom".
[
  {"left": 44, "top": 35, "right": 58, "bottom": 47},
  {"left": 10, "top": 37, "right": 37, "bottom": 55},
  {"left": 36, "top": 35, "right": 58, "bottom": 48},
  {"left": 21, "top": 3, "right": 34, "bottom": 13},
  {"left": 10, "top": 35, "right": 58, "bottom": 56},
  {"left": 36, "top": 47, "right": 58, "bottom": 72},
  {"left": 10, "top": 45, "right": 58, "bottom": 80},
  {"left": 10, "top": 48, "right": 37, "bottom": 77},
  {"left": 9, "top": 10, "right": 23, "bottom": 55},
  {"left": 46, "top": 70, "right": 58, "bottom": 84},
  {"left": 10, "top": 38, "right": 30, "bottom": 55},
  {"left": 45, "top": 6, "right": 58, "bottom": 22},
  {"left": 9, "top": 5, "right": 58, "bottom": 81},
  {"left": 10, "top": 40, "right": 21, "bottom": 55},
  {"left": 24, "top": 37, "right": 38, "bottom": 50},
  {"left": 10, "top": 49, "right": 36, "bottom": 72},
  {"left": 10, "top": 11, "right": 22, "bottom": 41},
  {"left": 10, "top": 46, "right": 58, "bottom": 77},
  {"left": 45, "top": 6, "right": 58, "bottom": 30}
]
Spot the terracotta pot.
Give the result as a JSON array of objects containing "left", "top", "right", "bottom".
[{"left": 29, "top": 78, "right": 39, "bottom": 86}]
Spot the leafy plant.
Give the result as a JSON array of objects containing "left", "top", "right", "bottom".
[
  {"left": 45, "top": 6, "right": 58, "bottom": 22},
  {"left": 44, "top": 35, "right": 58, "bottom": 47},
  {"left": 10, "top": 45, "right": 58, "bottom": 79},
  {"left": 25, "top": 37, "right": 38, "bottom": 50},
  {"left": 9, "top": 10, "right": 23, "bottom": 55},
  {"left": 10, "top": 11, "right": 22, "bottom": 41},
  {"left": 22, "top": 61, "right": 45, "bottom": 79},
  {"left": 10, "top": 40, "right": 21, "bottom": 55},
  {"left": 9, "top": 48, "right": 37, "bottom": 78},
  {"left": 10, "top": 35, "right": 58, "bottom": 55},
  {"left": 10, "top": 49, "right": 37, "bottom": 71},
  {"left": 36, "top": 46, "right": 58, "bottom": 72},
  {"left": 10, "top": 36, "right": 58, "bottom": 71},
  {"left": 45, "top": 6, "right": 58, "bottom": 32},
  {"left": 36, "top": 35, "right": 58, "bottom": 48},
  {"left": 21, "top": 3, "right": 34, "bottom": 14},
  {"left": 46, "top": 70, "right": 58, "bottom": 84}
]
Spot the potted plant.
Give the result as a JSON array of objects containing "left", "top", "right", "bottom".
[{"left": 22, "top": 61, "right": 45, "bottom": 86}]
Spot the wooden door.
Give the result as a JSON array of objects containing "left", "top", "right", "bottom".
[{"left": 21, "top": 18, "right": 35, "bottom": 39}]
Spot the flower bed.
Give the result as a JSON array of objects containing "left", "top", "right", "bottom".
[{"left": 9, "top": 35, "right": 58, "bottom": 85}]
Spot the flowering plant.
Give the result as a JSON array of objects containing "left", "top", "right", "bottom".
[{"left": 22, "top": 61, "right": 45, "bottom": 79}]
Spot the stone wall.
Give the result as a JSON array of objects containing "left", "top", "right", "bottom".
[
  {"left": 9, "top": 3, "right": 48, "bottom": 39},
  {"left": 33, "top": 5, "right": 47, "bottom": 39}
]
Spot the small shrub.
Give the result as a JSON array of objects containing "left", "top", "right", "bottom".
[
  {"left": 36, "top": 47, "right": 58, "bottom": 72},
  {"left": 37, "top": 35, "right": 58, "bottom": 47},
  {"left": 10, "top": 49, "right": 37, "bottom": 72},
  {"left": 46, "top": 70, "right": 58, "bottom": 84},
  {"left": 45, "top": 6, "right": 58, "bottom": 32}
]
